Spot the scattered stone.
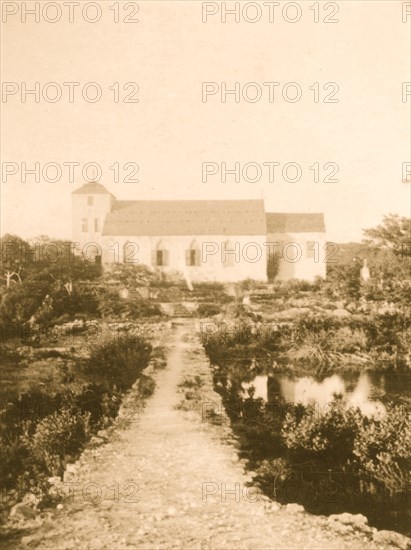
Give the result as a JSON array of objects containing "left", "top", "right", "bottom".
[
  {"left": 373, "top": 530, "right": 410, "bottom": 549},
  {"left": 22, "top": 492, "right": 40, "bottom": 506},
  {"left": 21, "top": 535, "right": 37, "bottom": 545},
  {"left": 331, "top": 308, "right": 351, "bottom": 317},
  {"left": 166, "top": 506, "right": 177, "bottom": 516},
  {"left": 328, "top": 513, "right": 371, "bottom": 533},
  {"left": 10, "top": 503, "right": 37, "bottom": 520},
  {"left": 47, "top": 476, "right": 61, "bottom": 486},
  {"left": 284, "top": 503, "right": 305, "bottom": 514},
  {"left": 100, "top": 500, "right": 114, "bottom": 509},
  {"left": 333, "top": 523, "right": 354, "bottom": 536}
]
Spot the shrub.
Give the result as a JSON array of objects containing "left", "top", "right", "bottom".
[
  {"left": 353, "top": 406, "right": 411, "bottom": 496},
  {"left": 84, "top": 332, "right": 152, "bottom": 390},
  {"left": 328, "top": 327, "right": 368, "bottom": 353},
  {"left": 282, "top": 401, "right": 362, "bottom": 464},
  {"left": 197, "top": 303, "right": 222, "bottom": 317},
  {"left": 22, "top": 407, "right": 92, "bottom": 476},
  {"left": 138, "top": 374, "right": 156, "bottom": 398},
  {"left": 97, "top": 289, "right": 162, "bottom": 319}
]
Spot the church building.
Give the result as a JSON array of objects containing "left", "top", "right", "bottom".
[{"left": 72, "top": 182, "right": 326, "bottom": 282}]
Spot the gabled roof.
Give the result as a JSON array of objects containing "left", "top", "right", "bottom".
[
  {"left": 72, "top": 182, "right": 114, "bottom": 196},
  {"left": 102, "top": 200, "right": 266, "bottom": 236},
  {"left": 266, "top": 213, "right": 325, "bottom": 233}
]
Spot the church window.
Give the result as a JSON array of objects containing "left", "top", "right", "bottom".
[
  {"left": 81, "top": 218, "right": 88, "bottom": 232},
  {"left": 157, "top": 250, "right": 164, "bottom": 266},
  {"left": 94, "top": 218, "right": 99, "bottom": 232},
  {"left": 185, "top": 248, "right": 200, "bottom": 266},
  {"left": 152, "top": 242, "right": 169, "bottom": 267},
  {"left": 87, "top": 196, "right": 93, "bottom": 206}
]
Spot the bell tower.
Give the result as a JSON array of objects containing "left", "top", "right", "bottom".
[{"left": 71, "top": 182, "right": 115, "bottom": 258}]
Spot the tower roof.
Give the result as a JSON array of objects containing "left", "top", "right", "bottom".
[{"left": 72, "top": 182, "right": 114, "bottom": 196}]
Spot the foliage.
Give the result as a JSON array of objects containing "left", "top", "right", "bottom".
[
  {"left": 21, "top": 407, "right": 92, "bottom": 477},
  {"left": 103, "top": 263, "right": 156, "bottom": 288},
  {"left": 282, "top": 401, "right": 362, "bottom": 463},
  {"left": 353, "top": 406, "right": 411, "bottom": 496},
  {"left": 97, "top": 288, "right": 162, "bottom": 319},
  {"left": 197, "top": 303, "right": 222, "bottom": 318},
  {"left": 84, "top": 332, "right": 152, "bottom": 390},
  {"left": 363, "top": 214, "right": 411, "bottom": 256},
  {"left": 0, "top": 235, "right": 102, "bottom": 330}
]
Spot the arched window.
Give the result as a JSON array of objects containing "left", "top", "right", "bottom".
[
  {"left": 185, "top": 239, "right": 201, "bottom": 266},
  {"left": 152, "top": 240, "right": 169, "bottom": 267}
]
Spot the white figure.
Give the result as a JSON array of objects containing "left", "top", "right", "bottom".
[{"left": 360, "top": 259, "right": 370, "bottom": 282}]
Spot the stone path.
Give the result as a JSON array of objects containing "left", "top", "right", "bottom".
[{"left": 7, "top": 320, "right": 409, "bottom": 549}]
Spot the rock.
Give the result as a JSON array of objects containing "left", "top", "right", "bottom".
[
  {"left": 63, "top": 463, "right": 78, "bottom": 482},
  {"left": 56, "top": 503, "right": 64, "bottom": 510},
  {"left": 166, "top": 506, "right": 177, "bottom": 516},
  {"left": 331, "top": 309, "right": 351, "bottom": 317},
  {"left": 333, "top": 523, "right": 354, "bottom": 535},
  {"left": 47, "top": 476, "right": 61, "bottom": 486},
  {"left": 100, "top": 500, "right": 114, "bottom": 509},
  {"left": 328, "top": 513, "right": 371, "bottom": 532},
  {"left": 284, "top": 503, "right": 305, "bottom": 513},
  {"left": 334, "top": 300, "right": 345, "bottom": 309},
  {"left": 373, "top": 530, "right": 411, "bottom": 549},
  {"left": 22, "top": 492, "right": 41, "bottom": 506},
  {"left": 21, "top": 535, "right": 37, "bottom": 545},
  {"left": 10, "top": 503, "right": 37, "bottom": 520}
]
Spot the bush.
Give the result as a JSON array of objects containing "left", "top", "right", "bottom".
[
  {"left": 282, "top": 401, "right": 362, "bottom": 464},
  {"left": 84, "top": 332, "right": 152, "bottom": 390},
  {"left": 353, "top": 406, "right": 411, "bottom": 496},
  {"left": 22, "top": 407, "right": 92, "bottom": 476},
  {"left": 282, "top": 402, "right": 411, "bottom": 499},
  {"left": 97, "top": 288, "right": 162, "bottom": 319},
  {"left": 197, "top": 303, "right": 222, "bottom": 317}
]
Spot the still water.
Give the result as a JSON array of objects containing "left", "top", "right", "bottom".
[{"left": 240, "top": 371, "right": 410, "bottom": 417}]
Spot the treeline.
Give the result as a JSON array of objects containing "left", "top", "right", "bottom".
[{"left": 0, "top": 235, "right": 171, "bottom": 334}]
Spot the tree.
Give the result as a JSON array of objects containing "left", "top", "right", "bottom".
[
  {"left": 0, "top": 234, "right": 102, "bottom": 328},
  {"left": 363, "top": 215, "right": 411, "bottom": 256},
  {"left": 0, "top": 234, "right": 31, "bottom": 287}
]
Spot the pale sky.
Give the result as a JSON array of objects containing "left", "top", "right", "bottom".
[{"left": 1, "top": 0, "right": 410, "bottom": 242}]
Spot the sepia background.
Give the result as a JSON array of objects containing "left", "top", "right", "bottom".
[{"left": 1, "top": 0, "right": 410, "bottom": 242}]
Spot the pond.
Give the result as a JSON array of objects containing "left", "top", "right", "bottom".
[
  {"left": 240, "top": 371, "right": 410, "bottom": 418},
  {"left": 211, "top": 359, "right": 410, "bottom": 536}
]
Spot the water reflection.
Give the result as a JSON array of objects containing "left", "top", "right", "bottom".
[{"left": 242, "top": 372, "right": 387, "bottom": 418}]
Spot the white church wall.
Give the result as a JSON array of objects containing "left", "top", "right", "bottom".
[
  {"left": 267, "top": 232, "right": 327, "bottom": 281},
  {"left": 102, "top": 235, "right": 268, "bottom": 282}
]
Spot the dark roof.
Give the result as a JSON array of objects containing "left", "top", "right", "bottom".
[
  {"left": 102, "top": 200, "right": 266, "bottom": 236},
  {"left": 266, "top": 213, "right": 325, "bottom": 233},
  {"left": 72, "top": 182, "right": 114, "bottom": 195}
]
